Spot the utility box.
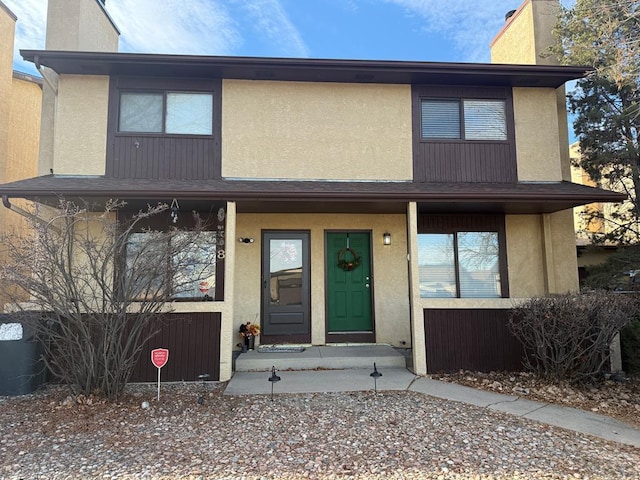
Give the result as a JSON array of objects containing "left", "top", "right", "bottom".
[{"left": 0, "top": 316, "right": 45, "bottom": 396}]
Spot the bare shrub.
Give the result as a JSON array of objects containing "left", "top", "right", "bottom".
[
  {"left": 0, "top": 199, "right": 217, "bottom": 400},
  {"left": 508, "top": 292, "right": 640, "bottom": 382},
  {"left": 621, "top": 316, "right": 640, "bottom": 374}
]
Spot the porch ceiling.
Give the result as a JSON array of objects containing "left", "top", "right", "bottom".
[{"left": 0, "top": 175, "right": 626, "bottom": 215}]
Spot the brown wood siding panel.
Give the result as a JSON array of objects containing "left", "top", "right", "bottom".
[
  {"left": 106, "top": 76, "right": 222, "bottom": 180},
  {"left": 418, "top": 213, "right": 504, "bottom": 232},
  {"left": 419, "top": 143, "right": 515, "bottom": 183},
  {"left": 423, "top": 309, "right": 524, "bottom": 373},
  {"left": 111, "top": 136, "right": 217, "bottom": 180},
  {"left": 412, "top": 85, "right": 517, "bottom": 183},
  {"left": 130, "top": 312, "right": 221, "bottom": 382}
]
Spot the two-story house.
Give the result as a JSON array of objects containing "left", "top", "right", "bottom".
[{"left": 0, "top": 0, "right": 625, "bottom": 382}]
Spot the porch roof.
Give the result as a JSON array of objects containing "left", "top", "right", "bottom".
[
  {"left": 0, "top": 175, "right": 626, "bottom": 215},
  {"left": 21, "top": 50, "right": 590, "bottom": 88}
]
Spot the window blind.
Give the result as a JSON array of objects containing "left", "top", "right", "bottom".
[
  {"left": 421, "top": 100, "right": 461, "bottom": 139},
  {"left": 463, "top": 100, "right": 507, "bottom": 141}
]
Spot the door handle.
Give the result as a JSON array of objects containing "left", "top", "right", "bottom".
[{"left": 365, "top": 283, "right": 370, "bottom": 288}]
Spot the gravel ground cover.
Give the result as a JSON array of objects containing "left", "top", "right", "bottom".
[{"left": 1, "top": 382, "right": 639, "bottom": 479}]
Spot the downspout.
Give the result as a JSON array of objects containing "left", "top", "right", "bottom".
[
  {"left": 33, "top": 56, "right": 58, "bottom": 95},
  {"left": 2, "top": 195, "right": 61, "bottom": 234}
]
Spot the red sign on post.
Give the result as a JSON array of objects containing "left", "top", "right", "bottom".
[
  {"left": 151, "top": 348, "right": 169, "bottom": 401},
  {"left": 151, "top": 348, "right": 169, "bottom": 369}
]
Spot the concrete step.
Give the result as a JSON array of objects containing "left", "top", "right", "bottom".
[{"left": 235, "top": 344, "right": 408, "bottom": 372}]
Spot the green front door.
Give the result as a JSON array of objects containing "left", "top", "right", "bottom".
[{"left": 326, "top": 232, "right": 373, "bottom": 335}]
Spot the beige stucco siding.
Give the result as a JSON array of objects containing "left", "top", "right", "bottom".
[
  {"left": 234, "top": 213, "right": 411, "bottom": 347},
  {"left": 7, "top": 78, "right": 41, "bottom": 183},
  {"left": 545, "top": 209, "right": 580, "bottom": 292},
  {"left": 53, "top": 75, "right": 109, "bottom": 175},
  {"left": 506, "top": 214, "right": 547, "bottom": 297},
  {"left": 222, "top": 80, "right": 413, "bottom": 180},
  {"left": 513, "top": 87, "right": 563, "bottom": 181},
  {"left": 506, "top": 212, "right": 578, "bottom": 297}
]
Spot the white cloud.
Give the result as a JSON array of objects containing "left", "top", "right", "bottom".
[
  {"left": 3, "top": 0, "right": 46, "bottom": 74},
  {"left": 107, "top": 0, "right": 241, "bottom": 55},
  {"left": 3, "top": 0, "right": 307, "bottom": 74},
  {"left": 383, "top": 0, "right": 520, "bottom": 62},
  {"left": 236, "top": 0, "right": 309, "bottom": 57}
]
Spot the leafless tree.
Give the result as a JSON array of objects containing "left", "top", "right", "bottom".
[{"left": 0, "top": 199, "right": 217, "bottom": 400}]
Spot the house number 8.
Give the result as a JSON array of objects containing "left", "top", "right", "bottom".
[{"left": 217, "top": 249, "right": 226, "bottom": 259}]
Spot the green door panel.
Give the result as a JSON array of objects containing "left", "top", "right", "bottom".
[{"left": 326, "top": 232, "right": 372, "bottom": 332}]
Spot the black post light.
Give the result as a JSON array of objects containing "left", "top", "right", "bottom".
[
  {"left": 370, "top": 362, "right": 382, "bottom": 393},
  {"left": 197, "top": 373, "right": 210, "bottom": 405},
  {"left": 268, "top": 366, "right": 281, "bottom": 401}
]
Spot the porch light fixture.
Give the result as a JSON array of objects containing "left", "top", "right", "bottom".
[
  {"left": 238, "top": 237, "right": 254, "bottom": 244},
  {"left": 170, "top": 198, "right": 179, "bottom": 223},
  {"left": 383, "top": 232, "right": 391, "bottom": 246}
]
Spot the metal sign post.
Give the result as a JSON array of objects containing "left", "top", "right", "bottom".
[{"left": 151, "top": 348, "right": 169, "bottom": 401}]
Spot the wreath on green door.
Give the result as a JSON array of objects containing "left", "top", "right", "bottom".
[{"left": 337, "top": 247, "right": 361, "bottom": 271}]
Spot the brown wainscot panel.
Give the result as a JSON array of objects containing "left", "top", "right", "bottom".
[
  {"left": 423, "top": 309, "right": 524, "bottom": 373},
  {"left": 110, "top": 136, "right": 219, "bottom": 180},
  {"left": 130, "top": 312, "right": 221, "bottom": 382}
]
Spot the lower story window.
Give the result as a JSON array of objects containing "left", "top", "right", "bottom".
[
  {"left": 418, "top": 231, "right": 501, "bottom": 298},
  {"left": 125, "top": 231, "right": 217, "bottom": 301}
]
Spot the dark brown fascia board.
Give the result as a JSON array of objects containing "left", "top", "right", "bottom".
[
  {"left": 0, "top": 178, "right": 625, "bottom": 204},
  {"left": 21, "top": 50, "right": 592, "bottom": 88}
]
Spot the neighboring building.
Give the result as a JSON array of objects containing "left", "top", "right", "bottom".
[
  {"left": 571, "top": 142, "right": 606, "bottom": 241},
  {"left": 0, "top": 0, "right": 626, "bottom": 380},
  {"left": 570, "top": 142, "right": 617, "bottom": 278},
  {"left": 0, "top": 1, "right": 42, "bottom": 307},
  {"left": 571, "top": 140, "right": 640, "bottom": 285}
]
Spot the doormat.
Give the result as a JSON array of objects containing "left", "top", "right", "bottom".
[{"left": 258, "top": 346, "right": 306, "bottom": 353}]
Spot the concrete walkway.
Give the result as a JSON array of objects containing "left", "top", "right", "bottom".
[{"left": 225, "top": 367, "right": 640, "bottom": 448}]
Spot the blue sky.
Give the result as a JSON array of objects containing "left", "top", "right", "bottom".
[{"left": 5, "top": 0, "right": 529, "bottom": 77}]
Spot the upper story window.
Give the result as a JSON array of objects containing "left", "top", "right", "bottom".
[
  {"left": 421, "top": 99, "right": 507, "bottom": 141},
  {"left": 119, "top": 91, "right": 213, "bottom": 135}
]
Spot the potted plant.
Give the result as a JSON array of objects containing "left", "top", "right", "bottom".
[{"left": 239, "top": 321, "right": 260, "bottom": 351}]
